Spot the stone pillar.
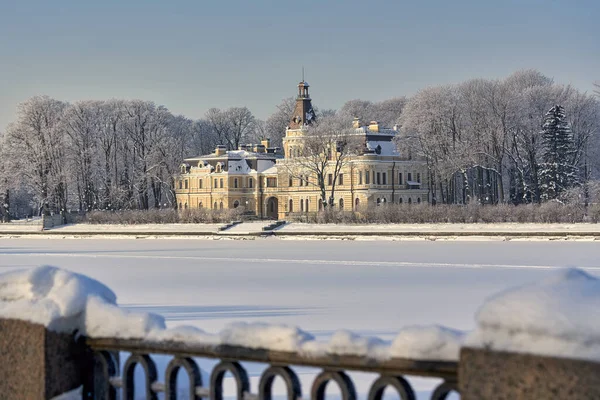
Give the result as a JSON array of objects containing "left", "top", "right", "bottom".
[
  {"left": 0, "top": 318, "right": 92, "bottom": 399},
  {"left": 460, "top": 347, "right": 600, "bottom": 400}
]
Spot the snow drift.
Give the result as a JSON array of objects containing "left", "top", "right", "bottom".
[
  {"left": 466, "top": 268, "right": 600, "bottom": 361},
  {"left": 2, "top": 265, "right": 600, "bottom": 362}
]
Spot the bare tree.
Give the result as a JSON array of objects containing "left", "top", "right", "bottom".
[
  {"left": 226, "top": 106, "right": 255, "bottom": 149},
  {"left": 264, "top": 97, "right": 295, "bottom": 147}
]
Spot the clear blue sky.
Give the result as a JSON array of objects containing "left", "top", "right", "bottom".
[{"left": 1, "top": 0, "right": 598, "bottom": 130}]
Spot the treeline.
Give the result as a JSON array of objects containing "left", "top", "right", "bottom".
[
  {"left": 398, "top": 70, "right": 600, "bottom": 205},
  {"left": 0, "top": 98, "right": 274, "bottom": 217},
  {"left": 0, "top": 70, "right": 598, "bottom": 218}
]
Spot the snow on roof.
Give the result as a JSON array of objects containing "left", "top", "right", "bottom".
[
  {"left": 366, "top": 140, "right": 400, "bottom": 156},
  {"left": 406, "top": 181, "right": 421, "bottom": 185},
  {"left": 465, "top": 268, "right": 600, "bottom": 361},
  {"left": 260, "top": 164, "right": 278, "bottom": 174}
]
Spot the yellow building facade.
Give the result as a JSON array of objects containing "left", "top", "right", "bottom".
[{"left": 175, "top": 81, "right": 429, "bottom": 220}]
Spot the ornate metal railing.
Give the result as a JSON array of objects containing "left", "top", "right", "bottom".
[{"left": 84, "top": 338, "right": 459, "bottom": 400}]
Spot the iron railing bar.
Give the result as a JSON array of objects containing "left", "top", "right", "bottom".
[{"left": 86, "top": 338, "right": 458, "bottom": 380}]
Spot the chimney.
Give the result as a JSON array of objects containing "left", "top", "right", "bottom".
[
  {"left": 253, "top": 144, "right": 266, "bottom": 153},
  {"left": 261, "top": 138, "right": 271, "bottom": 148},
  {"left": 352, "top": 117, "right": 361, "bottom": 129},
  {"left": 215, "top": 145, "right": 227, "bottom": 156},
  {"left": 368, "top": 121, "right": 379, "bottom": 132}
]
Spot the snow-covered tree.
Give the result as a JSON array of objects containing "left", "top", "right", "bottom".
[{"left": 538, "top": 105, "right": 579, "bottom": 200}]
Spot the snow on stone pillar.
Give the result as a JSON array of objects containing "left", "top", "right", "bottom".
[{"left": 0, "top": 318, "right": 92, "bottom": 399}]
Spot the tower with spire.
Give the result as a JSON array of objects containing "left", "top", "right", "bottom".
[{"left": 288, "top": 76, "right": 316, "bottom": 130}]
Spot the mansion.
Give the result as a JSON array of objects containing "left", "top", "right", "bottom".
[{"left": 175, "top": 81, "right": 428, "bottom": 219}]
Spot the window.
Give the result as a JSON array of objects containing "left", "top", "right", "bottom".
[
  {"left": 179, "top": 202, "right": 182, "bottom": 209},
  {"left": 289, "top": 177, "right": 293, "bottom": 187},
  {"left": 407, "top": 173, "right": 412, "bottom": 182},
  {"left": 199, "top": 202, "right": 203, "bottom": 208},
  {"left": 339, "top": 174, "right": 344, "bottom": 185},
  {"left": 234, "top": 178, "right": 238, "bottom": 188},
  {"left": 214, "top": 179, "right": 218, "bottom": 188},
  {"left": 233, "top": 200, "right": 240, "bottom": 208},
  {"left": 219, "top": 178, "right": 223, "bottom": 188},
  {"left": 184, "top": 180, "right": 188, "bottom": 189},
  {"left": 339, "top": 198, "right": 344, "bottom": 209},
  {"left": 382, "top": 173, "right": 387, "bottom": 185},
  {"left": 408, "top": 198, "right": 412, "bottom": 204},
  {"left": 399, "top": 198, "right": 403, "bottom": 204},
  {"left": 300, "top": 199, "right": 304, "bottom": 212},
  {"left": 417, "top": 173, "right": 421, "bottom": 183},
  {"left": 213, "top": 202, "right": 217, "bottom": 209},
  {"left": 184, "top": 203, "right": 188, "bottom": 209},
  {"left": 219, "top": 201, "right": 224, "bottom": 209},
  {"left": 358, "top": 171, "right": 362, "bottom": 185},
  {"left": 365, "top": 170, "right": 370, "bottom": 184},
  {"left": 289, "top": 199, "right": 293, "bottom": 212},
  {"left": 355, "top": 198, "right": 360, "bottom": 210},
  {"left": 417, "top": 197, "right": 421, "bottom": 204},
  {"left": 178, "top": 180, "right": 183, "bottom": 190},
  {"left": 328, "top": 174, "right": 333, "bottom": 185},
  {"left": 199, "top": 179, "right": 203, "bottom": 189},
  {"left": 249, "top": 178, "right": 253, "bottom": 188},
  {"left": 373, "top": 171, "right": 376, "bottom": 184},
  {"left": 267, "top": 177, "right": 277, "bottom": 187},
  {"left": 399, "top": 173, "right": 403, "bottom": 185},
  {"left": 299, "top": 176, "right": 303, "bottom": 187},
  {"left": 377, "top": 172, "right": 381, "bottom": 185}
]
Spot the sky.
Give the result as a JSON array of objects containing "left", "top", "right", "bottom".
[{"left": 0, "top": 0, "right": 598, "bottom": 131}]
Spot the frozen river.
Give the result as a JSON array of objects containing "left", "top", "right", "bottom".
[{"left": 2, "top": 237, "right": 600, "bottom": 398}]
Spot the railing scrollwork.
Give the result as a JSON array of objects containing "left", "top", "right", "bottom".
[{"left": 83, "top": 338, "right": 459, "bottom": 400}]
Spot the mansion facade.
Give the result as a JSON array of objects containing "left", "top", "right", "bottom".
[{"left": 175, "top": 81, "right": 428, "bottom": 219}]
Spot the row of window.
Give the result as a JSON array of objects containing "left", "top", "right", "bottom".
[
  {"left": 286, "top": 195, "right": 422, "bottom": 213},
  {"left": 178, "top": 200, "right": 244, "bottom": 210},
  {"left": 180, "top": 171, "right": 422, "bottom": 191},
  {"left": 179, "top": 177, "right": 255, "bottom": 190},
  {"left": 286, "top": 171, "right": 421, "bottom": 188}
]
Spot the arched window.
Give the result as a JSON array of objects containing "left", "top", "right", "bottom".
[
  {"left": 339, "top": 198, "right": 344, "bottom": 210},
  {"left": 289, "top": 199, "right": 293, "bottom": 213},
  {"left": 417, "top": 197, "right": 421, "bottom": 204},
  {"left": 408, "top": 198, "right": 412, "bottom": 204},
  {"left": 184, "top": 203, "right": 188, "bottom": 209},
  {"left": 233, "top": 200, "right": 240, "bottom": 208},
  {"left": 300, "top": 199, "right": 304, "bottom": 212},
  {"left": 219, "top": 201, "right": 224, "bottom": 209},
  {"left": 399, "top": 198, "right": 403, "bottom": 204},
  {"left": 179, "top": 202, "right": 182, "bottom": 209},
  {"left": 213, "top": 202, "right": 218, "bottom": 209},
  {"left": 355, "top": 198, "right": 360, "bottom": 210},
  {"left": 376, "top": 198, "right": 381, "bottom": 206},
  {"left": 319, "top": 201, "right": 323, "bottom": 211},
  {"left": 199, "top": 202, "right": 203, "bottom": 208}
]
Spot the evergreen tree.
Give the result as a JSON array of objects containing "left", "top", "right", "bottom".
[{"left": 538, "top": 105, "right": 578, "bottom": 200}]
